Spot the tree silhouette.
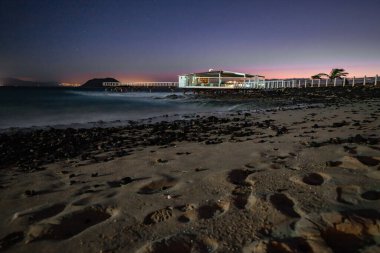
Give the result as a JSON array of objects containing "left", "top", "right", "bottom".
[{"left": 311, "top": 68, "right": 348, "bottom": 80}]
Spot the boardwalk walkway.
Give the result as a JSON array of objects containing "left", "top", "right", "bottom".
[{"left": 103, "top": 75, "right": 379, "bottom": 90}]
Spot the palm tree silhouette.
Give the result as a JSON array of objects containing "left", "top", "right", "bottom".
[
  {"left": 327, "top": 68, "right": 348, "bottom": 79},
  {"left": 311, "top": 68, "right": 348, "bottom": 80}
]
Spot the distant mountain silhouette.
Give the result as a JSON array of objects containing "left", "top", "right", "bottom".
[
  {"left": 81, "top": 78, "right": 119, "bottom": 88},
  {"left": 0, "top": 78, "right": 60, "bottom": 87}
]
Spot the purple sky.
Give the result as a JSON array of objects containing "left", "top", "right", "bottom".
[{"left": 0, "top": 0, "right": 379, "bottom": 83}]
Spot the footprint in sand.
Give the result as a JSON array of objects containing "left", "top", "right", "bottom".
[
  {"left": 0, "top": 231, "right": 24, "bottom": 251},
  {"left": 269, "top": 193, "right": 300, "bottom": 218},
  {"left": 138, "top": 176, "right": 178, "bottom": 194},
  {"left": 232, "top": 186, "right": 256, "bottom": 210},
  {"left": 26, "top": 205, "right": 113, "bottom": 242},
  {"left": 137, "top": 234, "right": 218, "bottom": 253},
  {"left": 175, "top": 200, "right": 230, "bottom": 223},
  {"left": 228, "top": 169, "right": 257, "bottom": 209},
  {"left": 302, "top": 173, "right": 324, "bottom": 186},
  {"left": 144, "top": 207, "right": 174, "bottom": 225},
  {"left": 197, "top": 199, "right": 230, "bottom": 220},
  {"left": 321, "top": 209, "right": 380, "bottom": 253}
]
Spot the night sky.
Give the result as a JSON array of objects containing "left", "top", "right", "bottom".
[{"left": 1, "top": 0, "right": 379, "bottom": 83}]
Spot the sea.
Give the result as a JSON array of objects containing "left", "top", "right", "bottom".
[{"left": 0, "top": 87, "right": 302, "bottom": 130}]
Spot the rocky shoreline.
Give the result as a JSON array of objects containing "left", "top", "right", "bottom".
[
  {"left": 1, "top": 86, "right": 380, "bottom": 172},
  {"left": 0, "top": 105, "right": 306, "bottom": 172}
]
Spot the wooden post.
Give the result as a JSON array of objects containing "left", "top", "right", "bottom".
[
  {"left": 343, "top": 77, "right": 346, "bottom": 87},
  {"left": 318, "top": 79, "right": 321, "bottom": 87},
  {"left": 334, "top": 78, "right": 337, "bottom": 87},
  {"left": 311, "top": 79, "right": 314, "bottom": 87},
  {"left": 363, "top": 75, "right": 366, "bottom": 86},
  {"left": 282, "top": 80, "right": 284, "bottom": 88},
  {"left": 375, "top": 75, "right": 378, "bottom": 86},
  {"left": 326, "top": 79, "right": 328, "bottom": 87},
  {"left": 352, "top": 76, "right": 355, "bottom": 87},
  {"left": 298, "top": 80, "right": 301, "bottom": 88},
  {"left": 305, "top": 79, "right": 307, "bottom": 88}
]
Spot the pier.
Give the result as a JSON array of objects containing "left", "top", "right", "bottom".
[
  {"left": 102, "top": 74, "right": 379, "bottom": 92},
  {"left": 103, "top": 82, "right": 178, "bottom": 88},
  {"left": 103, "top": 81, "right": 179, "bottom": 92}
]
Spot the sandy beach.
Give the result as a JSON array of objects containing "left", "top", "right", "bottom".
[{"left": 1, "top": 89, "right": 380, "bottom": 253}]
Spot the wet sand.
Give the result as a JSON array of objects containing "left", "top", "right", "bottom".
[{"left": 1, "top": 88, "right": 380, "bottom": 253}]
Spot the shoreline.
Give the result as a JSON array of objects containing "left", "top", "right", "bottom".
[
  {"left": 1, "top": 86, "right": 380, "bottom": 132},
  {"left": 0, "top": 103, "right": 323, "bottom": 171},
  {"left": 0, "top": 101, "right": 323, "bottom": 134}
]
